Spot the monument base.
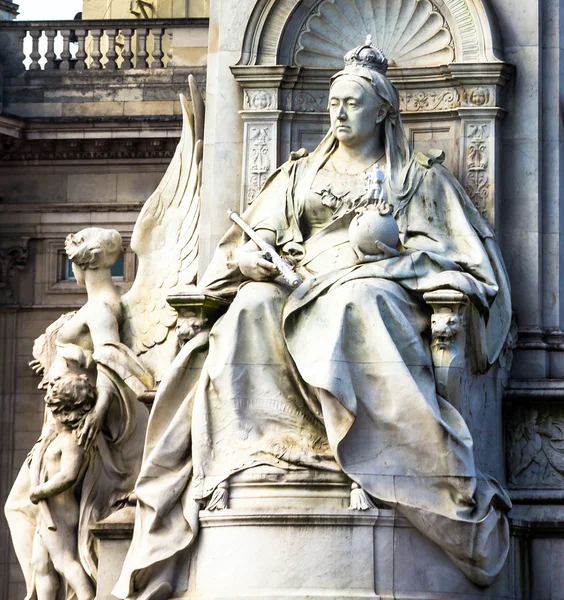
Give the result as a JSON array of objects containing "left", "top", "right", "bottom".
[
  {"left": 93, "top": 470, "right": 526, "bottom": 600},
  {"left": 182, "top": 508, "right": 525, "bottom": 600}
]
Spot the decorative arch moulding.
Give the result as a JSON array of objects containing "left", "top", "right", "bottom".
[{"left": 239, "top": 0, "right": 505, "bottom": 68}]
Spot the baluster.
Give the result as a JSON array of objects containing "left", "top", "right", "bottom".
[
  {"left": 59, "top": 29, "right": 72, "bottom": 71},
  {"left": 121, "top": 28, "right": 133, "bottom": 70},
  {"left": 44, "top": 29, "right": 56, "bottom": 70},
  {"left": 15, "top": 29, "right": 27, "bottom": 71},
  {"left": 136, "top": 28, "right": 149, "bottom": 69},
  {"left": 166, "top": 29, "right": 174, "bottom": 67},
  {"left": 151, "top": 27, "right": 164, "bottom": 68},
  {"left": 74, "top": 29, "right": 87, "bottom": 71},
  {"left": 29, "top": 29, "right": 41, "bottom": 70},
  {"left": 105, "top": 28, "right": 118, "bottom": 70},
  {"left": 90, "top": 29, "right": 102, "bottom": 70}
]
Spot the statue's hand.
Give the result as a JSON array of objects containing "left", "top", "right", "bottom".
[
  {"left": 355, "top": 241, "right": 400, "bottom": 264},
  {"left": 30, "top": 486, "right": 43, "bottom": 504},
  {"left": 373, "top": 241, "right": 400, "bottom": 258},
  {"left": 29, "top": 359, "right": 44, "bottom": 375},
  {"left": 78, "top": 408, "right": 104, "bottom": 451},
  {"left": 239, "top": 249, "right": 279, "bottom": 281}
]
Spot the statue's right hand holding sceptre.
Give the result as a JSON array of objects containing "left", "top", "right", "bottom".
[{"left": 230, "top": 211, "right": 302, "bottom": 287}]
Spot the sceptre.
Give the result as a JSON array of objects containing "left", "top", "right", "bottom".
[{"left": 227, "top": 210, "right": 302, "bottom": 288}]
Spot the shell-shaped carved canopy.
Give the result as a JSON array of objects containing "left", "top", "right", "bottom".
[
  {"left": 238, "top": 0, "right": 503, "bottom": 67},
  {"left": 294, "top": 0, "right": 455, "bottom": 68}
]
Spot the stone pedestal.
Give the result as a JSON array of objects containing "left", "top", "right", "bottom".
[
  {"left": 91, "top": 506, "right": 135, "bottom": 600},
  {"left": 93, "top": 470, "right": 527, "bottom": 600},
  {"left": 181, "top": 507, "right": 526, "bottom": 600}
]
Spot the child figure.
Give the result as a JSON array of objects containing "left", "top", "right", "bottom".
[{"left": 28, "top": 373, "right": 97, "bottom": 600}]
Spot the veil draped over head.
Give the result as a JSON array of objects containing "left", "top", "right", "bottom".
[
  {"left": 307, "top": 46, "right": 415, "bottom": 204},
  {"left": 331, "top": 65, "right": 413, "bottom": 199}
]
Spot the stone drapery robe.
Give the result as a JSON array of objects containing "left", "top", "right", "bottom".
[{"left": 115, "top": 146, "right": 513, "bottom": 598}]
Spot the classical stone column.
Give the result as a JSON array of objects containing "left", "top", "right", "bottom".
[{"left": 0, "top": 307, "right": 19, "bottom": 600}]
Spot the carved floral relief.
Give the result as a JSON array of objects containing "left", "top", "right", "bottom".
[
  {"left": 464, "top": 123, "right": 490, "bottom": 219},
  {"left": 0, "top": 238, "right": 29, "bottom": 304},
  {"left": 246, "top": 126, "right": 273, "bottom": 203},
  {"left": 507, "top": 405, "right": 564, "bottom": 487}
]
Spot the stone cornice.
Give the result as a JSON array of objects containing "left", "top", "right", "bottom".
[
  {"left": 0, "top": 0, "right": 18, "bottom": 18},
  {"left": 0, "top": 202, "right": 143, "bottom": 213},
  {"left": 0, "top": 113, "right": 24, "bottom": 138},
  {"left": 232, "top": 63, "right": 514, "bottom": 90},
  {"left": 0, "top": 135, "right": 179, "bottom": 162}
]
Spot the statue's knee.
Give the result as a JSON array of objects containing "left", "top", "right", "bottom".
[
  {"left": 233, "top": 282, "right": 285, "bottom": 312},
  {"left": 339, "top": 278, "right": 403, "bottom": 306},
  {"left": 339, "top": 279, "right": 380, "bottom": 304},
  {"left": 31, "top": 543, "right": 54, "bottom": 576}
]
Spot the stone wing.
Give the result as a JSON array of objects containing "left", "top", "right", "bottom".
[{"left": 121, "top": 76, "right": 204, "bottom": 382}]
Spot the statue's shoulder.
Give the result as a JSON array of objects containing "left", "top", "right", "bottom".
[
  {"left": 413, "top": 148, "right": 458, "bottom": 188},
  {"left": 414, "top": 149, "right": 446, "bottom": 169},
  {"left": 288, "top": 148, "right": 310, "bottom": 163},
  {"left": 274, "top": 147, "right": 312, "bottom": 180},
  {"left": 256, "top": 148, "right": 310, "bottom": 187}
]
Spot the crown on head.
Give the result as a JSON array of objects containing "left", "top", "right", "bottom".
[{"left": 344, "top": 35, "right": 388, "bottom": 75}]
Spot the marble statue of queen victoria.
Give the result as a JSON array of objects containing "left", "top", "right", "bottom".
[{"left": 115, "top": 40, "right": 513, "bottom": 599}]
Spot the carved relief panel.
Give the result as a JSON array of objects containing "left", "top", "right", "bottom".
[
  {"left": 507, "top": 403, "right": 564, "bottom": 495},
  {"left": 0, "top": 238, "right": 29, "bottom": 305},
  {"left": 239, "top": 87, "right": 282, "bottom": 205}
]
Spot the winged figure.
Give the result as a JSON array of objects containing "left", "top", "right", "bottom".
[{"left": 5, "top": 75, "right": 205, "bottom": 600}]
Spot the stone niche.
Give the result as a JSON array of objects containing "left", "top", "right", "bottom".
[{"left": 231, "top": 0, "right": 513, "bottom": 234}]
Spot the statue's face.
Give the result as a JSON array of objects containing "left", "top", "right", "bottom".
[
  {"left": 329, "top": 79, "right": 382, "bottom": 148},
  {"left": 72, "top": 262, "right": 86, "bottom": 286}
]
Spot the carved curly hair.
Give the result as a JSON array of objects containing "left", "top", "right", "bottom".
[
  {"left": 45, "top": 374, "right": 97, "bottom": 429},
  {"left": 64, "top": 227, "right": 123, "bottom": 270}
]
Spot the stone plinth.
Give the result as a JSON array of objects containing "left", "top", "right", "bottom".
[
  {"left": 92, "top": 471, "right": 526, "bottom": 600},
  {"left": 184, "top": 510, "right": 525, "bottom": 600},
  {"left": 91, "top": 506, "right": 135, "bottom": 600}
]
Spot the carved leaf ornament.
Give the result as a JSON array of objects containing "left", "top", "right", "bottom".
[{"left": 294, "top": 0, "right": 455, "bottom": 68}]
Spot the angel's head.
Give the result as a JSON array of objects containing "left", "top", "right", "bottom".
[
  {"left": 45, "top": 373, "right": 97, "bottom": 430},
  {"left": 65, "top": 227, "right": 123, "bottom": 286}
]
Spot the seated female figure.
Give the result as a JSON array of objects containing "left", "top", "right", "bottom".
[{"left": 116, "top": 41, "right": 512, "bottom": 600}]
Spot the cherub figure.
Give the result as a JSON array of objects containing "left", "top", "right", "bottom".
[{"left": 28, "top": 374, "right": 97, "bottom": 600}]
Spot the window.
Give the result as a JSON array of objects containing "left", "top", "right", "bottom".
[{"left": 59, "top": 254, "right": 125, "bottom": 281}]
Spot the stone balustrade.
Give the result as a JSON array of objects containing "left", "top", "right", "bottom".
[{"left": 0, "top": 18, "right": 208, "bottom": 71}]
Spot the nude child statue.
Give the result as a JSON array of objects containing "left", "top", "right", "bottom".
[{"left": 28, "top": 374, "right": 97, "bottom": 600}]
